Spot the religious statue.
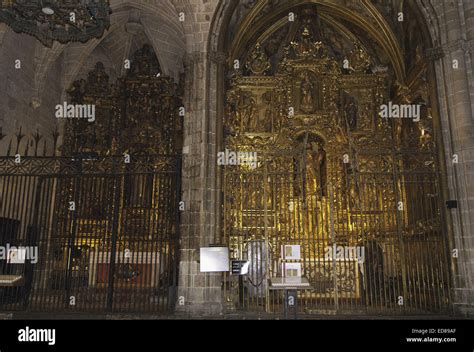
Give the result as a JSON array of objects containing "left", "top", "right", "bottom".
[
  {"left": 262, "top": 91, "right": 278, "bottom": 133},
  {"left": 358, "top": 103, "right": 373, "bottom": 131},
  {"left": 344, "top": 96, "right": 358, "bottom": 131},
  {"left": 306, "top": 142, "right": 327, "bottom": 197},
  {"left": 236, "top": 92, "right": 258, "bottom": 132},
  {"left": 301, "top": 72, "right": 315, "bottom": 113},
  {"left": 348, "top": 177, "right": 361, "bottom": 209},
  {"left": 289, "top": 20, "right": 329, "bottom": 60},
  {"left": 297, "top": 27, "right": 314, "bottom": 57}
]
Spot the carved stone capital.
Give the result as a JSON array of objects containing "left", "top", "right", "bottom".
[
  {"left": 426, "top": 47, "right": 445, "bottom": 61},
  {"left": 209, "top": 51, "right": 228, "bottom": 65}
]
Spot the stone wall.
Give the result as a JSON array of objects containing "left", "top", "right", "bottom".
[{"left": 0, "top": 26, "right": 63, "bottom": 156}]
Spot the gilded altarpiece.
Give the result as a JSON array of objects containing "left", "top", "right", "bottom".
[{"left": 223, "top": 11, "right": 449, "bottom": 314}]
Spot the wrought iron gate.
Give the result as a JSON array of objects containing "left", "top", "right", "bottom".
[
  {"left": 223, "top": 147, "right": 451, "bottom": 315},
  {"left": 0, "top": 155, "right": 180, "bottom": 313}
]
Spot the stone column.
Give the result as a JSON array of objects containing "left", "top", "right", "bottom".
[
  {"left": 175, "top": 51, "right": 222, "bottom": 316},
  {"left": 434, "top": 0, "right": 474, "bottom": 316}
]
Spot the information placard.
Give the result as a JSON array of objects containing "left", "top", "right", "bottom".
[{"left": 200, "top": 247, "right": 229, "bottom": 273}]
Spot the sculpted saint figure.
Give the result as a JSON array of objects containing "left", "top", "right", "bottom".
[
  {"left": 345, "top": 96, "right": 358, "bottom": 131},
  {"left": 237, "top": 92, "right": 257, "bottom": 132},
  {"left": 301, "top": 72, "right": 317, "bottom": 113},
  {"left": 306, "top": 142, "right": 327, "bottom": 197}
]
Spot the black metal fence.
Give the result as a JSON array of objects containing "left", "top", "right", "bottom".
[{"left": 0, "top": 155, "right": 181, "bottom": 313}]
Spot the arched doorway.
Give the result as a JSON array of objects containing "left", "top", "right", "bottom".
[{"left": 219, "top": 3, "right": 451, "bottom": 315}]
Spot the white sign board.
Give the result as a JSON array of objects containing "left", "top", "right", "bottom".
[
  {"left": 281, "top": 245, "right": 301, "bottom": 260},
  {"left": 200, "top": 247, "right": 229, "bottom": 273},
  {"left": 282, "top": 262, "right": 302, "bottom": 278}
]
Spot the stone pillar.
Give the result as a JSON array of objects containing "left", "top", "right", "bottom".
[
  {"left": 175, "top": 51, "right": 222, "bottom": 316},
  {"left": 434, "top": 0, "right": 474, "bottom": 316}
]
